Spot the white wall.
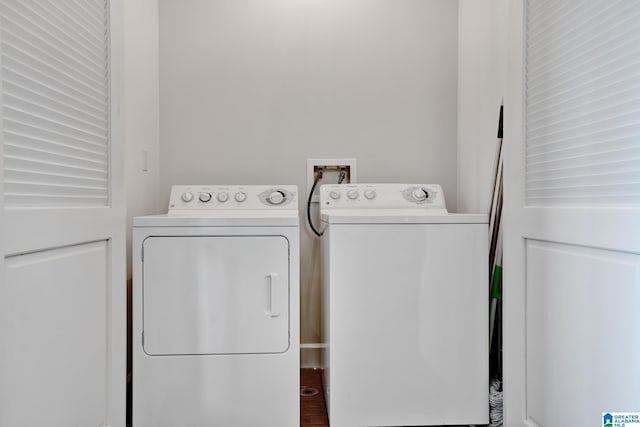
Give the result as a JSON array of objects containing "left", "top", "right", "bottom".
[
  {"left": 457, "top": 0, "right": 508, "bottom": 213},
  {"left": 123, "top": 0, "right": 161, "bottom": 396},
  {"left": 158, "top": 0, "right": 459, "bottom": 366},
  {"left": 123, "top": 0, "right": 161, "bottom": 279}
]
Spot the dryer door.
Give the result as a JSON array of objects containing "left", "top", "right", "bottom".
[{"left": 142, "top": 236, "right": 290, "bottom": 355}]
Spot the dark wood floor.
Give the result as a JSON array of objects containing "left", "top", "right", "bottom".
[
  {"left": 300, "top": 368, "right": 329, "bottom": 427},
  {"left": 299, "top": 369, "right": 469, "bottom": 427}
]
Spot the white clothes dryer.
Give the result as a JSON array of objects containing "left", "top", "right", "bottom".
[
  {"left": 133, "top": 185, "right": 299, "bottom": 427},
  {"left": 320, "top": 183, "right": 488, "bottom": 427}
]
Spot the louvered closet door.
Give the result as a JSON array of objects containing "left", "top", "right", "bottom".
[
  {"left": 0, "top": 1, "right": 125, "bottom": 427},
  {"left": 504, "top": 1, "right": 640, "bottom": 426}
]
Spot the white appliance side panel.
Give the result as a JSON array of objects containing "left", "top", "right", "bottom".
[
  {"left": 321, "top": 227, "right": 332, "bottom": 414},
  {"left": 143, "top": 236, "right": 289, "bottom": 355},
  {"left": 327, "top": 223, "right": 488, "bottom": 426}
]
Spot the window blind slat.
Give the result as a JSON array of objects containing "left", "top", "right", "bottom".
[
  {"left": 526, "top": 124, "right": 640, "bottom": 155},
  {"left": 5, "top": 108, "right": 108, "bottom": 146},
  {"left": 527, "top": 39, "right": 640, "bottom": 101},
  {"left": 2, "top": 42, "right": 107, "bottom": 102},
  {"left": 5, "top": 181, "right": 108, "bottom": 198},
  {"left": 527, "top": 135, "right": 639, "bottom": 160},
  {"left": 1, "top": 0, "right": 110, "bottom": 207},
  {"left": 527, "top": 46, "right": 640, "bottom": 108},
  {"left": 16, "top": 1, "right": 106, "bottom": 64},
  {"left": 527, "top": 75, "right": 640, "bottom": 123},
  {"left": 527, "top": 3, "right": 606, "bottom": 65},
  {"left": 46, "top": 2, "right": 106, "bottom": 48},
  {"left": 526, "top": 195, "right": 640, "bottom": 207},
  {"left": 525, "top": 0, "right": 640, "bottom": 207},
  {"left": 0, "top": 2, "right": 106, "bottom": 75},
  {"left": 87, "top": 0, "right": 108, "bottom": 17},
  {"left": 526, "top": 0, "right": 583, "bottom": 39},
  {"left": 527, "top": 113, "right": 640, "bottom": 147},
  {"left": 5, "top": 143, "right": 108, "bottom": 172},
  {"left": 4, "top": 92, "right": 107, "bottom": 136},
  {"left": 527, "top": 57, "right": 640, "bottom": 114},
  {"left": 5, "top": 80, "right": 107, "bottom": 128},
  {"left": 526, "top": 0, "right": 556, "bottom": 19},
  {"left": 7, "top": 169, "right": 108, "bottom": 188},
  {"left": 4, "top": 194, "right": 108, "bottom": 207},
  {"left": 33, "top": 5, "right": 105, "bottom": 64},
  {"left": 5, "top": 119, "right": 108, "bottom": 152},
  {"left": 527, "top": 14, "right": 640, "bottom": 84},
  {"left": 5, "top": 156, "right": 107, "bottom": 180},
  {"left": 5, "top": 131, "right": 107, "bottom": 161},
  {"left": 527, "top": 182, "right": 640, "bottom": 199},
  {"left": 527, "top": 1, "right": 631, "bottom": 65},
  {"left": 527, "top": 102, "right": 640, "bottom": 141},
  {"left": 526, "top": 171, "right": 640, "bottom": 191},
  {"left": 71, "top": 0, "right": 108, "bottom": 32},
  {"left": 0, "top": 20, "right": 107, "bottom": 88},
  {"left": 3, "top": 60, "right": 107, "bottom": 115},
  {"left": 527, "top": 157, "right": 640, "bottom": 181}
]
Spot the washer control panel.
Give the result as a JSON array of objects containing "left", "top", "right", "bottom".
[
  {"left": 168, "top": 185, "right": 297, "bottom": 213},
  {"left": 320, "top": 184, "right": 446, "bottom": 211}
]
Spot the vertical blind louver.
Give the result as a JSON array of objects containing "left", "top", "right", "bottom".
[
  {"left": 525, "top": 0, "right": 640, "bottom": 207},
  {"left": 1, "top": 0, "right": 110, "bottom": 207}
]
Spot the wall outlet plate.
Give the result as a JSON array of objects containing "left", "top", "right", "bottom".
[{"left": 307, "top": 158, "right": 357, "bottom": 203}]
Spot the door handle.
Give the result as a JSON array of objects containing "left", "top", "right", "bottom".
[{"left": 266, "top": 272, "right": 279, "bottom": 317}]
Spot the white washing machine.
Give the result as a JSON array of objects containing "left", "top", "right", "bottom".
[
  {"left": 132, "top": 185, "right": 299, "bottom": 427},
  {"left": 320, "top": 183, "right": 488, "bottom": 427}
]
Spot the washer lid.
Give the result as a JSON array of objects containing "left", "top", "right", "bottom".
[{"left": 321, "top": 211, "right": 488, "bottom": 224}]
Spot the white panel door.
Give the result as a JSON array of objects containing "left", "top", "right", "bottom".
[
  {"left": 504, "top": 2, "right": 640, "bottom": 426},
  {"left": 3, "top": 243, "right": 109, "bottom": 425},
  {"left": 0, "top": 1, "right": 125, "bottom": 426},
  {"left": 143, "top": 236, "right": 290, "bottom": 355}
]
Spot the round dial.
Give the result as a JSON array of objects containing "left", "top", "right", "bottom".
[
  {"left": 268, "top": 190, "right": 286, "bottom": 205},
  {"left": 217, "top": 192, "right": 229, "bottom": 203},
  {"left": 329, "top": 190, "right": 341, "bottom": 200},
  {"left": 199, "top": 192, "right": 212, "bottom": 203},
  {"left": 181, "top": 192, "right": 194, "bottom": 203},
  {"left": 234, "top": 191, "right": 247, "bottom": 203},
  {"left": 347, "top": 189, "right": 359, "bottom": 200},
  {"left": 364, "top": 190, "right": 376, "bottom": 200},
  {"left": 411, "top": 188, "right": 429, "bottom": 202}
]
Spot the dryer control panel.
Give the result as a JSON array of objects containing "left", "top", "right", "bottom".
[
  {"left": 320, "top": 183, "right": 447, "bottom": 211},
  {"left": 168, "top": 185, "right": 297, "bottom": 213}
]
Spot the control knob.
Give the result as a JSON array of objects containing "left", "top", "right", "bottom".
[
  {"left": 234, "top": 191, "right": 247, "bottom": 203},
  {"left": 347, "top": 190, "right": 359, "bottom": 200},
  {"left": 411, "top": 188, "right": 429, "bottom": 202},
  {"left": 181, "top": 192, "right": 194, "bottom": 203},
  {"left": 329, "top": 190, "right": 341, "bottom": 200},
  {"left": 217, "top": 192, "right": 229, "bottom": 202},
  {"left": 364, "top": 190, "right": 376, "bottom": 200},
  {"left": 199, "top": 192, "right": 212, "bottom": 203},
  {"left": 268, "top": 190, "right": 286, "bottom": 205}
]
